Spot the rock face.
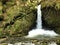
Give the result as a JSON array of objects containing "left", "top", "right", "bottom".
[
  {"left": 41, "top": 0, "right": 60, "bottom": 34},
  {"left": 0, "top": 0, "right": 40, "bottom": 38},
  {"left": 0, "top": 0, "right": 60, "bottom": 38}
]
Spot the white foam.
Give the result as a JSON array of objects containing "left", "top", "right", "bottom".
[
  {"left": 48, "top": 42, "right": 57, "bottom": 45},
  {"left": 27, "top": 29, "right": 58, "bottom": 37},
  {"left": 8, "top": 44, "right": 13, "bottom": 45},
  {"left": 8, "top": 43, "right": 35, "bottom": 45}
]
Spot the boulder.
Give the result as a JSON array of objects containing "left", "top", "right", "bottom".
[
  {"left": 0, "top": 0, "right": 38, "bottom": 38},
  {"left": 41, "top": 0, "right": 60, "bottom": 34}
]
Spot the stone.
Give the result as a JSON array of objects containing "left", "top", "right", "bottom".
[{"left": 41, "top": 0, "right": 60, "bottom": 34}]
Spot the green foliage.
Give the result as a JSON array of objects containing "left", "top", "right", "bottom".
[
  {"left": 41, "top": 0, "right": 60, "bottom": 10},
  {"left": 55, "top": 2, "right": 60, "bottom": 10},
  {"left": 0, "top": 2, "right": 2, "bottom": 15},
  {"left": 0, "top": 0, "right": 37, "bottom": 38}
]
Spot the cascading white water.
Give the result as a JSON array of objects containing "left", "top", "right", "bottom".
[
  {"left": 48, "top": 42, "right": 57, "bottom": 45},
  {"left": 8, "top": 5, "right": 58, "bottom": 45},
  {"left": 37, "top": 5, "right": 42, "bottom": 29},
  {"left": 27, "top": 5, "right": 58, "bottom": 37}
]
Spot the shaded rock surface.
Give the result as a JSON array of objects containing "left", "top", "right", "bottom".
[{"left": 41, "top": 0, "right": 60, "bottom": 34}]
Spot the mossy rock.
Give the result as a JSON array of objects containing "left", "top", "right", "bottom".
[
  {"left": 41, "top": 0, "right": 60, "bottom": 34},
  {"left": 41, "top": 0, "right": 60, "bottom": 10},
  {"left": 0, "top": 0, "right": 37, "bottom": 38},
  {"left": 0, "top": 43, "right": 8, "bottom": 45}
]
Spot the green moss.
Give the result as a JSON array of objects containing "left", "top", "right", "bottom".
[
  {"left": 41, "top": 0, "right": 60, "bottom": 10},
  {"left": 55, "top": 2, "right": 60, "bottom": 10},
  {"left": 5, "top": 8, "right": 36, "bottom": 36},
  {"left": 41, "top": 0, "right": 60, "bottom": 34},
  {"left": 6, "top": 5, "right": 21, "bottom": 23},
  {"left": 0, "top": 0, "right": 38, "bottom": 38},
  {"left": 0, "top": 2, "right": 2, "bottom": 15}
]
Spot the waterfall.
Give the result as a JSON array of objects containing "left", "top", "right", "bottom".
[
  {"left": 8, "top": 5, "right": 58, "bottom": 45},
  {"left": 26, "top": 5, "right": 58, "bottom": 38},
  {"left": 37, "top": 5, "right": 42, "bottom": 29}
]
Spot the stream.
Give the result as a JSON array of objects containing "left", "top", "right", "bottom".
[
  {"left": 0, "top": 5, "right": 60, "bottom": 45},
  {"left": 7, "top": 5, "right": 60, "bottom": 45}
]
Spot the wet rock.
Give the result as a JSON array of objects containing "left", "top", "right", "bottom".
[{"left": 41, "top": 0, "right": 60, "bottom": 34}]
